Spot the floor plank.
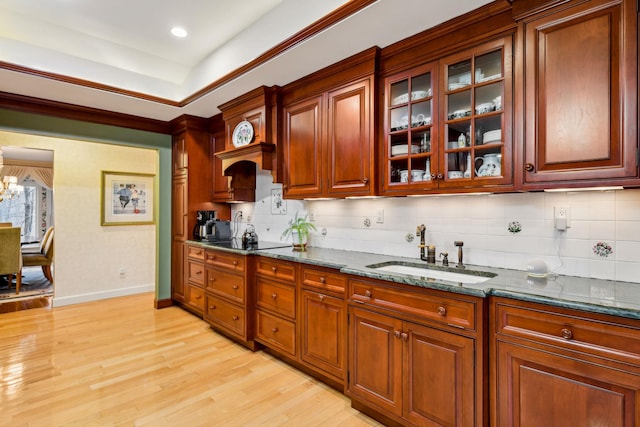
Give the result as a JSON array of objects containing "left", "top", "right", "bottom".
[{"left": 0, "top": 293, "right": 384, "bottom": 427}]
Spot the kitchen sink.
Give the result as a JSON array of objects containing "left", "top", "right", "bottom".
[{"left": 366, "top": 262, "right": 496, "bottom": 284}]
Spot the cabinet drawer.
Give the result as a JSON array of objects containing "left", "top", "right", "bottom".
[
  {"left": 187, "top": 245, "right": 205, "bottom": 261},
  {"left": 205, "top": 295, "right": 245, "bottom": 337},
  {"left": 495, "top": 300, "right": 640, "bottom": 364},
  {"left": 256, "top": 310, "right": 296, "bottom": 356},
  {"left": 206, "top": 268, "right": 245, "bottom": 304},
  {"left": 255, "top": 258, "right": 296, "bottom": 282},
  {"left": 186, "top": 284, "right": 205, "bottom": 312},
  {"left": 187, "top": 260, "right": 205, "bottom": 285},
  {"left": 349, "top": 279, "right": 475, "bottom": 330},
  {"left": 205, "top": 250, "right": 245, "bottom": 273},
  {"left": 256, "top": 277, "right": 296, "bottom": 319},
  {"left": 301, "top": 267, "right": 346, "bottom": 295}
]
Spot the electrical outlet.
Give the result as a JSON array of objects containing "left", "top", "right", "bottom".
[
  {"left": 308, "top": 210, "right": 315, "bottom": 222},
  {"left": 238, "top": 210, "right": 243, "bottom": 219},
  {"left": 554, "top": 206, "right": 570, "bottom": 230},
  {"left": 376, "top": 208, "right": 384, "bottom": 224},
  {"left": 246, "top": 215, "right": 251, "bottom": 222},
  {"left": 119, "top": 268, "right": 126, "bottom": 278}
]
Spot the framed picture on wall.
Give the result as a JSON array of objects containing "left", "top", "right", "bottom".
[{"left": 101, "top": 171, "right": 155, "bottom": 226}]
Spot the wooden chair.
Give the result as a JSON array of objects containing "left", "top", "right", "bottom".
[
  {"left": 22, "top": 227, "right": 54, "bottom": 283},
  {"left": 0, "top": 227, "right": 23, "bottom": 294}
]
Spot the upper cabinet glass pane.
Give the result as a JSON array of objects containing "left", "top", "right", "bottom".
[
  {"left": 448, "top": 60, "right": 471, "bottom": 91},
  {"left": 475, "top": 50, "right": 502, "bottom": 83},
  {"left": 390, "top": 80, "right": 409, "bottom": 106}
]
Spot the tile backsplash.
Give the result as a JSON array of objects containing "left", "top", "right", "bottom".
[{"left": 232, "top": 170, "right": 640, "bottom": 283}]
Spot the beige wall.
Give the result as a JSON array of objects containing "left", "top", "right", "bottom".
[{"left": 0, "top": 130, "right": 157, "bottom": 305}]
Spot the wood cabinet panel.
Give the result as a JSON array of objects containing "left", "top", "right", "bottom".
[
  {"left": 187, "top": 259, "right": 205, "bottom": 286},
  {"left": 256, "top": 310, "right": 296, "bottom": 356},
  {"left": 205, "top": 268, "right": 245, "bottom": 304},
  {"left": 521, "top": 0, "right": 639, "bottom": 186},
  {"left": 171, "top": 241, "right": 186, "bottom": 303},
  {"left": 205, "top": 295, "right": 245, "bottom": 337},
  {"left": 171, "top": 175, "right": 188, "bottom": 242},
  {"left": 187, "top": 245, "right": 205, "bottom": 261},
  {"left": 326, "top": 79, "right": 373, "bottom": 195},
  {"left": 186, "top": 284, "right": 205, "bottom": 313},
  {"left": 205, "top": 250, "right": 245, "bottom": 273},
  {"left": 301, "top": 266, "right": 346, "bottom": 295},
  {"left": 282, "top": 96, "right": 323, "bottom": 197},
  {"left": 349, "top": 306, "right": 403, "bottom": 417},
  {"left": 300, "top": 290, "right": 346, "bottom": 381},
  {"left": 255, "top": 258, "right": 297, "bottom": 282},
  {"left": 350, "top": 279, "right": 476, "bottom": 330},
  {"left": 211, "top": 128, "right": 231, "bottom": 202},
  {"left": 256, "top": 277, "right": 296, "bottom": 319}
]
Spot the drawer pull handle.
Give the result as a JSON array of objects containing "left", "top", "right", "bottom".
[
  {"left": 209, "top": 277, "right": 215, "bottom": 282},
  {"left": 400, "top": 332, "right": 408, "bottom": 341},
  {"left": 209, "top": 255, "right": 216, "bottom": 260},
  {"left": 364, "top": 290, "right": 372, "bottom": 298},
  {"left": 320, "top": 276, "right": 326, "bottom": 284},
  {"left": 272, "top": 327, "right": 279, "bottom": 333},
  {"left": 196, "top": 250, "right": 202, "bottom": 255},
  {"left": 561, "top": 328, "right": 573, "bottom": 340},
  {"left": 195, "top": 295, "right": 202, "bottom": 300},
  {"left": 394, "top": 330, "right": 401, "bottom": 339},
  {"left": 437, "top": 306, "right": 446, "bottom": 316},
  {"left": 272, "top": 266, "right": 277, "bottom": 273},
  {"left": 271, "top": 293, "right": 278, "bottom": 299},
  {"left": 319, "top": 295, "right": 325, "bottom": 301},
  {"left": 232, "top": 315, "right": 239, "bottom": 321},
  {"left": 210, "top": 305, "right": 216, "bottom": 310},
  {"left": 233, "top": 261, "right": 238, "bottom": 266},
  {"left": 195, "top": 270, "right": 202, "bottom": 275},
  {"left": 232, "top": 285, "right": 239, "bottom": 290}
]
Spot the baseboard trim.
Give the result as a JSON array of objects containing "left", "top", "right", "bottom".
[
  {"left": 155, "top": 298, "right": 173, "bottom": 309},
  {"left": 52, "top": 284, "right": 154, "bottom": 307}
]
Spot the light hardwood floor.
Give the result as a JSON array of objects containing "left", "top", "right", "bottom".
[{"left": 0, "top": 293, "right": 383, "bottom": 427}]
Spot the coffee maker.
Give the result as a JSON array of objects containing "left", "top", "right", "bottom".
[{"left": 193, "top": 210, "right": 216, "bottom": 240}]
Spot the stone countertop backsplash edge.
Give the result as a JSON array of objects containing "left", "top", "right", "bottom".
[{"left": 191, "top": 241, "right": 640, "bottom": 321}]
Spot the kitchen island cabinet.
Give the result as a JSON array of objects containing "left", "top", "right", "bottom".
[
  {"left": 518, "top": 0, "right": 639, "bottom": 188},
  {"left": 348, "top": 277, "right": 487, "bottom": 426},
  {"left": 491, "top": 297, "right": 640, "bottom": 426}
]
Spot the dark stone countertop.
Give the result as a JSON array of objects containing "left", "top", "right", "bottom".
[{"left": 191, "top": 241, "right": 640, "bottom": 321}]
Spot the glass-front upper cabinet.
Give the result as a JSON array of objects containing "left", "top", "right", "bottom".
[
  {"left": 384, "top": 63, "right": 437, "bottom": 193},
  {"left": 441, "top": 37, "right": 512, "bottom": 188},
  {"left": 381, "top": 36, "right": 512, "bottom": 195}
]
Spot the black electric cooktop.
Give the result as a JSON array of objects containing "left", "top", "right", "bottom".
[{"left": 202, "top": 238, "right": 290, "bottom": 251}]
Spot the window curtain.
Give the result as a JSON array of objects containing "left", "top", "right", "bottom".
[{"left": 1, "top": 164, "right": 53, "bottom": 189}]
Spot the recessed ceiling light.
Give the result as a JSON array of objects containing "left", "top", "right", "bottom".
[{"left": 171, "top": 27, "right": 188, "bottom": 38}]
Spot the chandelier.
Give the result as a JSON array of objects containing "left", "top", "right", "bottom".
[{"left": 0, "top": 148, "right": 24, "bottom": 202}]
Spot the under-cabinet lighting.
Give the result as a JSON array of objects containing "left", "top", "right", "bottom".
[
  {"left": 345, "top": 195, "right": 383, "bottom": 199},
  {"left": 543, "top": 186, "right": 624, "bottom": 193},
  {"left": 303, "top": 197, "right": 338, "bottom": 201},
  {"left": 407, "top": 192, "right": 492, "bottom": 197}
]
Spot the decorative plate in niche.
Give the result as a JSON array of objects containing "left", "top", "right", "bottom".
[{"left": 593, "top": 242, "right": 613, "bottom": 258}]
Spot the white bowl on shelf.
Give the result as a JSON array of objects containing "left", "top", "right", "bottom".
[
  {"left": 411, "top": 170, "right": 425, "bottom": 181},
  {"left": 391, "top": 145, "right": 420, "bottom": 156},
  {"left": 392, "top": 93, "right": 409, "bottom": 105},
  {"left": 482, "top": 129, "right": 501, "bottom": 143},
  {"left": 411, "top": 90, "right": 430, "bottom": 101}
]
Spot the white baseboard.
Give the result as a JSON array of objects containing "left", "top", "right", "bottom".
[{"left": 52, "top": 284, "right": 155, "bottom": 307}]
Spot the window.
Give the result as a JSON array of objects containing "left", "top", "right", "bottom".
[{"left": 0, "top": 183, "right": 43, "bottom": 243}]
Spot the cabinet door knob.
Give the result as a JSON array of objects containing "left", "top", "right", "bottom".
[
  {"left": 319, "top": 294, "right": 325, "bottom": 301},
  {"left": 210, "top": 305, "right": 216, "bottom": 310},
  {"left": 233, "top": 260, "right": 238, "bottom": 266},
  {"left": 232, "top": 285, "right": 239, "bottom": 290},
  {"left": 394, "top": 330, "right": 401, "bottom": 339},
  {"left": 364, "top": 289, "right": 372, "bottom": 298},
  {"left": 362, "top": 177, "right": 369, "bottom": 184},
  {"left": 561, "top": 328, "right": 573, "bottom": 340},
  {"left": 271, "top": 293, "right": 278, "bottom": 299},
  {"left": 319, "top": 276, "right": 326, "bottom": 284},
  {"left": 196, "top": 270, "right": 202, "bottom": 275},
  {"left": 232, "top": 315, "right": 239, "bottom": 321},
  {"left": 272, "top": 327, "right": 279, "bottom": 333},
  {"left": 400, "top": 332, "right": 408, "bottom": 341},
  {"left": 209, "top": 277, "right": 215, "bottom": 282},
  {"left": 195, "top": 295, "right": 202, "bottom": 300},
  {"left": 436, "top": 173, "right": 444, "bottom": 180},
  {"left": 525, "top": 163, "right": 535, "bottom": 172},
  {"left": 437, "top": 306, "right": 447, "bottom": 316},
  {"left": 272, "top": 266, "right": 277, "bottom": 273}
]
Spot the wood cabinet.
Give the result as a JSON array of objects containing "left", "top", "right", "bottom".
[
  {"left": 281, "top": 48, "right": 378, "bottom": 199},
  {"left": 184, "top": 245, "right": 206, "bottom": 315},
  {"left": 210, "top": 120, "right": 231, "bottom": 202},
  {"left": 382, "top": 36, "right": 514, "bottom": 196},
  {"left": 491, "top": 297, "right": 640, "bottom": 426},
  {"left": 299, "top": 266, "right": 347, "bottom": 387},
  {"left": 170, "top": 115, "right": 230, "bottom": 305},
  {"left": 348, "top": 277, "right": 486, "bottom": 426},
  {"left": 203, "top": 248, "right": 256, "bottom": 349},
  {"left": 518, "top": 0, "right": 639, "bottom": 188},
  {"left": 254, "top": 258, "right": 298, "bottom": 357}
]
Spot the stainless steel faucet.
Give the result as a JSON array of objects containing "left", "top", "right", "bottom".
[{"left": 416, "top": 224, "right": 436, "bottom": 263}]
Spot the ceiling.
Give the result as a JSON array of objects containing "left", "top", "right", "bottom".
[{"left": 0, "top": 0, "right": 494, "bottom": 122}]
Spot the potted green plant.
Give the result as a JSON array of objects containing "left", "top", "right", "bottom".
[{"left": 281, "top": 212, "right": 316, "bottom": 251}]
